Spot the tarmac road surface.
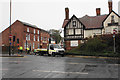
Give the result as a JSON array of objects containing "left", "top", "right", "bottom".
[{"left": 1, "top": 54, "right": 119, "bottom": 78}]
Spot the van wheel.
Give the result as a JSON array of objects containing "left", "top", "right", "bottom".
[
  {"left": 61, "top": 54, "right": 64, "bottom": 57},
  {"left": 48, "top": 54, "right": 51, "bottom": 56},
  {"left": 52, "top": 53, "right": 55, "bottom": 57},
  {"left": 40, "top": 52, "right": 43, "bottom": 56}
]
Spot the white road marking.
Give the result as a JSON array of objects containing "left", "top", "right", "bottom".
[
  {"left": 33, "top": 70, "right": 88, "bottom": 74},
  {"left": 0, "top": 61, "right": 31, "bottom": 63},
  {"left": 0, "top": 69, "right": 9, "bottom": 70},
  {"left": 68, "top": 63, "right": 80, "bottom": 64}
]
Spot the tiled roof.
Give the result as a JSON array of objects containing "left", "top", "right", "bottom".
[
  {"left": 62, "top": 19, "right": 69, "bottom": 28},
  {"left": 79, "top": 15, "right": 108, "bottom": 29},
  {"left": 19, "top": 20, "right": 38, "bottom": 28},
  {"left": 18, "top": 20, "right": 49, "bottom": 33},
  {"left": 62, "top": 14, "right": 108, "bottom": 29}
]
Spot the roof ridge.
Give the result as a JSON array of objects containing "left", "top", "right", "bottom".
[{"left": 79, "top": 14, "right": 108, "bottom": 19}]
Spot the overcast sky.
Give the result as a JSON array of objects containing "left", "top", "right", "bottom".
[{"left": 0, "top": 0, "right": 119, "bottom": 34}]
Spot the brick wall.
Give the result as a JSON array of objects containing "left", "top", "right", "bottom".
[
  {"left": 2, "top": 20, "right": 50, "bottom": 51},
  {"left": 40, "top": 31, "right": 50, "bottom": 48}
]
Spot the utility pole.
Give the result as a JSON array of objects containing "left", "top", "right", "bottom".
[{"left": 9, "top": 0, "right": 12, "bottom": 56}]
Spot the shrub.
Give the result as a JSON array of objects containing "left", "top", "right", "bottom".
[
  {"left": 83, "top": 37, "right": 107, "bottom": 52},
  {"left": 68, "top": 33, "right": 120, "bottom": 54}
]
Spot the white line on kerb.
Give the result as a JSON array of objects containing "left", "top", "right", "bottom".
[{"left": 33, "top": 70, "right": 88, "bottom": 74}]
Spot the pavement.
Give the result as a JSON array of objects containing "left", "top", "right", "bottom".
[
  {"left": 0, "top": 53, "right": 24, "bottom": 57},
  {"left": 0, "top": 53, "right": 120, "bottom": 60}
]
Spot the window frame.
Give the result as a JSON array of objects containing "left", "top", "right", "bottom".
[
  {"left": 72, "top": 21, "right": 76, "bottom": 27},
  {"left": 27, "top": 27, "right": 29, "bottom": 32},
  {"left": 34, "top": 29, "right": 36, "bottom": 34}
]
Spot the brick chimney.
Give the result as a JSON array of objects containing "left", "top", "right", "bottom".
[
  {"left": 96, "top": 8, "right": 101, "bottom": 16},
  {"left": 65, "top": 7, "right": 69, "bottom": 20},
  {"left": 108, "top": 0, "right": 112, "bottom": 13}
]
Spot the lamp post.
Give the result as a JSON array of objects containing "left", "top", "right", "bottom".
[{"left": 9, "top": 0, "right": 12, "bottom": 56}]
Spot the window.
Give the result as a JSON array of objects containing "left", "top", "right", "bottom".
[
  {"left": 33, "top": 42, "right": 35, "bottom": 49},
  {"left": 38, "top": 36, "right": 39, "bottom": 41},
  {"left": 68, "top": 29, "right": 74, "bottom": 35},
  {"left": 38, "top": 30, "right": 39, "bottom": 34},
  {"left": 43, "top": 37, "right": 45, "bottom": 41},
  {"left": 41, "top": 37, "right": 42, "bottom": 40},
  {"left": 38, "top": 43, "right": 39, "bottom": 48},
  {"left": 34, "top": 29, "right": 35, "bottom": 34},
  {"left": 27, "top": 28, "right": 29, "bottom": 32},
  {"left": 75, "top": 29, "right": 81, "bottom": 35},
  {"left": 26, "top": 34, "right": 28, "bottom": 40},
  {"left": 24, "top": 43, "right": 26, "bottom": 49},
  {"left": 34, "top": 35, "right": 35, "bottom": 41},
  {"left": 111, "top": 15, "right": 115, "bottom": 23},
  {"left": 29, "top": 34, "right": 30, "bottom": 40},
  {"left": 26, "top": 34, "right": 30, "bottom": 40},
  {"left": 73, "top": 21, "right": 76, "bottom": 27},
  {"left": 24, "top": 42, "right": 28, "bottom": 49}
]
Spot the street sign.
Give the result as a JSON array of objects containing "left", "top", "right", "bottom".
[
  {"left": 113, "top": 28, "right": 117, "bottom": 34},
  {"left": 9, "top": 34, "right": 12, "bottom": 38}
]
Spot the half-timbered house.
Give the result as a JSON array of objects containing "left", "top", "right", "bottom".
[{"left": 62, "top": 0, "right": 120, "bottom": 50}]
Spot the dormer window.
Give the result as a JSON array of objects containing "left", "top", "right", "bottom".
[{"left": 73, "top": 21, "right": 76, "bottom": 27}]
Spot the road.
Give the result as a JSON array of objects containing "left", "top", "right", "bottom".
[{"left": 1, "top": 54, "right": 119, "bottom": 78}]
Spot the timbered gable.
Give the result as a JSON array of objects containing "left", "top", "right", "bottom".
[{"left": 64, "top": 15, "right": 84, "bottom": 40}]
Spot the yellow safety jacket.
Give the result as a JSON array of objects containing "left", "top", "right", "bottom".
[
  {"left": 19, "top": 46, "right": 23, "bottom": 50},
  {"left": 27, "top": 48, "right": 30, "bottom": 51}
]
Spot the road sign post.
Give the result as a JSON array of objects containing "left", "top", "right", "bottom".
[
  {"left": 113, "top": 34, "right": 115, "bottom": 53},
  {"left": 113, "top": 28, "right": 117, "bottom": 53},
  {"left": 9, "top": 35, "right": 12, "bottom": 56}
]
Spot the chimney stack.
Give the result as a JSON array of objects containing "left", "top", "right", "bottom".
[
  {"left": 108, "top": 0, "right": 112, "bottom": 13},
  {"left": 65, "top": 7, "right": 69, "bottom": 20},
  {"left": 96, "top": 8, "right": 101, "bottom": 16}
]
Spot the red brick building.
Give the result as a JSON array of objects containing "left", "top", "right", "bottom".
[{"left": 2, "top": 20, "right": 50, "bottom": 51}]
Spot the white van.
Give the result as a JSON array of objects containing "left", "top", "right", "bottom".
[{"left": 36, "top": 44, "right": 65, "bottom": 57}]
